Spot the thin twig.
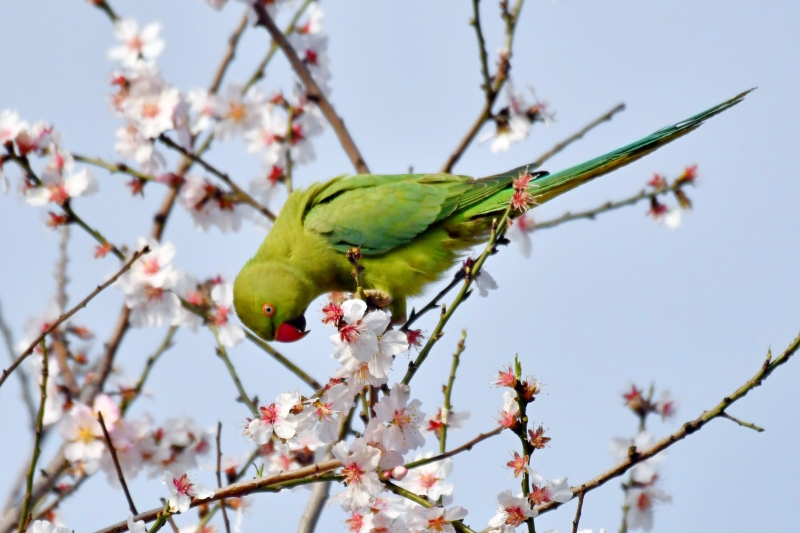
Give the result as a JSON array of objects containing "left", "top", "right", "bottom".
[
  {"left": 244, "top": 331, "right": 322, "bottom": 390},
  {"left": 470, "top": 0, "right": 492, "bottom": 100},
  {"left": 120, "top": 326, "right": 178, "bottom": 415},
  {"left": 210, "top": 10, "right": 250, "bottom": 94},
  {"left": 572, "top": 489, "right": 585, "bottom": 533},
  {"left": 536, "top": 332, "right": 800, "bottom": 515},
  {"left": 404, "top": 426, "right": 504, "bottom": 470},
  {"left": 17, "top": 341, "right": 48, "bottom": 533},
  {"left": 0, "top": 300, "right": 37, "bottom": 425},
  {"left": 440, "top": 331, "right": 467, "bottom": 453},
  {"left": 0, "top": 246, "right": 150, "bottom": 391},
  {"left": 210, "top": 325, "right": 258, "bottom": 417},
  {"left": 402, "top": 205, "right": 514, "bottom": 385},
  {"left": 383, "top": 481, "right": 478, "bottom": 533},
  {"left": 531, "top": 103, "right": 626, "bottom": 167},
  {"left": 157, "top": 134, "right": 277, "bottom": 221},
  {"left": 243, "top": 0, "right": 315, "bottom": 93},
  {"left": 94, "top": 460, "right": 343, "bottom": 533},
  {"left": 216, "top": 423, "right": 232, "bottom": 533},
  {"left": 73, "top": 155, "right": 156, "bottom": 183},
  {"left": 441, "top": 0, "right": 525, "bottom": 173},
  {"left": 98, "top": 412, "right": 138, "bottom": 516},
  {"left": 251, "top": 4, "right": 370, "bottom": 174},
  {"left": 531, "top": 181, "right": 682, "bottom": 232},
  {"left": 400, "top": 271, "right": 464, "bottom": 332},
  {"left": 90, "top": 0, "right": 117, "bottom": 21},
  {"left": 720, "top": 412, "right": 764, "bottom": 432}
]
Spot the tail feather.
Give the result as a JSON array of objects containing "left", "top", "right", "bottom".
[{"left": 469, "top": 89, "right": 754, "bottom": 217}]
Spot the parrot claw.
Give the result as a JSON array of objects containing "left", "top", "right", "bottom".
[{"left": 363, "top": 289, "right": 392, "bottom": 309}]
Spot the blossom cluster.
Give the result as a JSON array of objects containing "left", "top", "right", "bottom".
[
  {"left": 611, "top": 383, "right": 676, "bottom": 531},
  {"left": 480, "top": 81, "right": 553, "bottom": 154},
  {"left": 646, "top": 165, "right": 698, "bottom": 230}
]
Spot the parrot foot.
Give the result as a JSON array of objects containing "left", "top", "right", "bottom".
[{"left": 363, "top": 289, "right": 393, "bottom": 309}]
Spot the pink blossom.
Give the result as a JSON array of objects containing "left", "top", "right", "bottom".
[
  {"left": 406, "top": 505, "right": 467, "bottom": 533},
  {"left": 107, "top": 18, "right": 165, "bottom": 67},
  {"left": 488, "top": 490, "right": 537, "bottom": 528},
  {"left": 246, "top": 391, "right": 300, "bottom": 444},
  {"left": 397, "top": 454, "right": 453, "bottom": 500}
]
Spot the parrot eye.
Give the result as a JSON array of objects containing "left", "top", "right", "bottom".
[{"left": 262, "top": 303, "right": 275, "bottom": 317}]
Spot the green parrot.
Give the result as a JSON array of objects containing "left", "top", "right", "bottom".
[{"left": 234, "top": 90, "right": 751, "bottom": 342}]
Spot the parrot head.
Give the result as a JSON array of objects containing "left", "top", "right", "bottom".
[{"left": 233, "top": 262, "right": 315, "bottom": 343}]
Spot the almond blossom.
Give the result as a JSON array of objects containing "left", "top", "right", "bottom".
[
  {"left": 186, "top": 88, "right": 214, "bottom": 134},
  {"left": 114, "top": 123, "right": 166, "bottom": 174},
  {"left": 246, "top": 391, "right": 300, "bottom": 444},
  {"left": 24, "top": 158, "right": 98, "bottom": 207},
  {"left": 123, "top": 84, "right": 180, "bottom": 139},
  {"left": 623, "top": 484, "right": 671, "bottom": 531},
  {"left": 179, "top": 175, "right": 253, "bottom": 233},
  {"left": 162, "top": 470, "right": 214, "bottom": 513},
  {"left": 474, "top": 269, "right": 498, "bottom": 297},
  {"left": 210, "top": 82, "right": 266, "bottom": 141},
  {"left": 57, "top": 404, "right": 105, "bottom": 473},
  {"left": 488, "top": 490, "right": 537, "bottom": 529},
  {"left": 529, "top": 478, "right": 573, "bottom": 506},
  {"left": 406, "top": 505, "right": 468, "bottom": 533},
  {"left": 209, "top": 282, "right": 245, "bottom": 346},
  {"left": 396, "top": 454, "right": 453, "bottom": 500},
  {"left": 108, "top": 18, "right": 166, "bottom": 68},
  {"left": 331, "top": 438, "right": 383, "bottom": 509},
  {"left": 0, "top": 109, "right": 26, "bottom": 144},
  {"left": 508, "top": 213, "right": 533, "bottom": 258},
  {"left": 307, "top": 382, "right": 353, "bottom": 443},
  {"left": 374, "top": 383, "right": 425, "bottom": 455},
  {"left": 30, "top": 520, "right": 70, "bottom": 533},
  {"left": 126, "top": 516, "right": 147, "bottom": 533},
  {"left": 609, "top": 432, "right": 666, "bottom": 484},
  {"left": 498, "top": 391, "right": 520, "bottom": 429},
  {"left": 423, "top": 406, "right": 470, "bottom": 441}
]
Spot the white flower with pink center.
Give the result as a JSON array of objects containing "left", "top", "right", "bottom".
[
  {"left": 0, "top": 109, "right": 26, "bottom": 144},
  {"left": 243, "top": 106, "right": 286, "bottom": 155},
  {"left": 124, "top": 85, "right": 180, "bottom": 139},
  {"left": 186, "top": 88, "right": 214, "bottom": 134},
  {"left": 209, "top": 82, "right": 265, "bottom": 141},
  {"left": 210, "top": 282, "right": 245, "bottom": 347},
  {"left": 31, "top": 520, "right": 70, "bottom": 533},
  {"left": 25, "top": 164, "right": 98, "bottom": 207},
  {"left": 331, "top": 438, "right": 383, "bottom": 509},
  {"left": 114, "top": 123, "right": 166, "bottom": 174},
  {"left": 508, "top": 212, "right": 533, "bottom": 258},
  {"left": 15, "top": 121, "right": 53, "bottom": 156},
  {"left": 424, "top": 406, "right": 470, "bottom": 440},
  {"left": 58, "top": 402, "right": 106, "bottom": 473},
  {"left": 179, "top": 175, "right": 253, "bottom": 233},
  {"left": 609, "top": 432, "right": 666, "bottom": 484},
  {"left": 374, "top": 383, "right": 425, "bottom": 455},
  {"left": 397, "top": 453, "right": 453, "bottom": 500},
  {"left": 107, "top": 18, "right": 166, "bottom": 68},
  {"left": 309, "top": 383, "right": 353, "bottom": 443},
  {"left": 361, "top": 418, "right": 403, "bottom": 471},
  {"left": 331, "top": 300, "right": 393, "bottom": 362},
  {"left": 406, "top": 505, "right": 467, "bottom": 533},
  {"left": 161, "top": 470, "right": 214, "bottom": 513},
  {"left": 246, "top": 391, "right": 299, "bottom": 444},
  {"left": 488, "top": 490, "right": 537, "bottom": 529},
  {"left": 623, "top": 484, "right": 671, "bottom": 531},
  {"left": 498, "top": 390, "right": 520, "bottom": 429}
]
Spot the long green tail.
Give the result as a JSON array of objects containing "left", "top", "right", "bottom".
[{"left": 466, "top": 89, "right": 753, "bottom": 217}]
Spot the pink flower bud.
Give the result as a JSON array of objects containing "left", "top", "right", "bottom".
[{"left": 391, "top": 466, "right": 408, "bottom": 481}]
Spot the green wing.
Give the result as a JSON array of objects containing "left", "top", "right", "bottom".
[{"left": 304, "top": 174, "right": 472, "bottom": 254}]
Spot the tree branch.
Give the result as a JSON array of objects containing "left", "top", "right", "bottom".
[
  {"left": 98, "top": 412, "right": 138, "bottom": 516},
  {"left": 531, "top": 103, "right": 626, "bottom": 167},
  {"left": 0, "top": 246, "right": 150, "bottom": 391},
  {"left": 157, "top": 134, "right": 277, "bottom": 221},
  {"left": 404, "top": 426, "right": 504, "bottom": 470},
  {"left": 16, "top": 341, "right": 48, "bottom": 533},
  {"left": 536, "top": 331, "right": 800, "bottom": 515},
  {"left": 94, "top": 460, "right": 343, "bottom": 533},
  {"left": 251, "top": 3, "right": 370, "bottom": 174}
]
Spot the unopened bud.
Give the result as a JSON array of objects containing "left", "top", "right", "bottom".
[{"left": 391, "top": 466, "right": 408, "bottom": 481}]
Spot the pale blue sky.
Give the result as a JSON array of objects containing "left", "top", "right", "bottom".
[{"left": 1, "top": 1, "right": 799, "bottom": 532}]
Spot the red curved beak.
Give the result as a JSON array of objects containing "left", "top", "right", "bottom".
[{"left": 275, "top": 321, "right": 310, "bottom": 343}]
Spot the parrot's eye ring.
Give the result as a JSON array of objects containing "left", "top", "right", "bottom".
[{"left": 262, "top": 303, "right": 275, "bottom": 317}]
